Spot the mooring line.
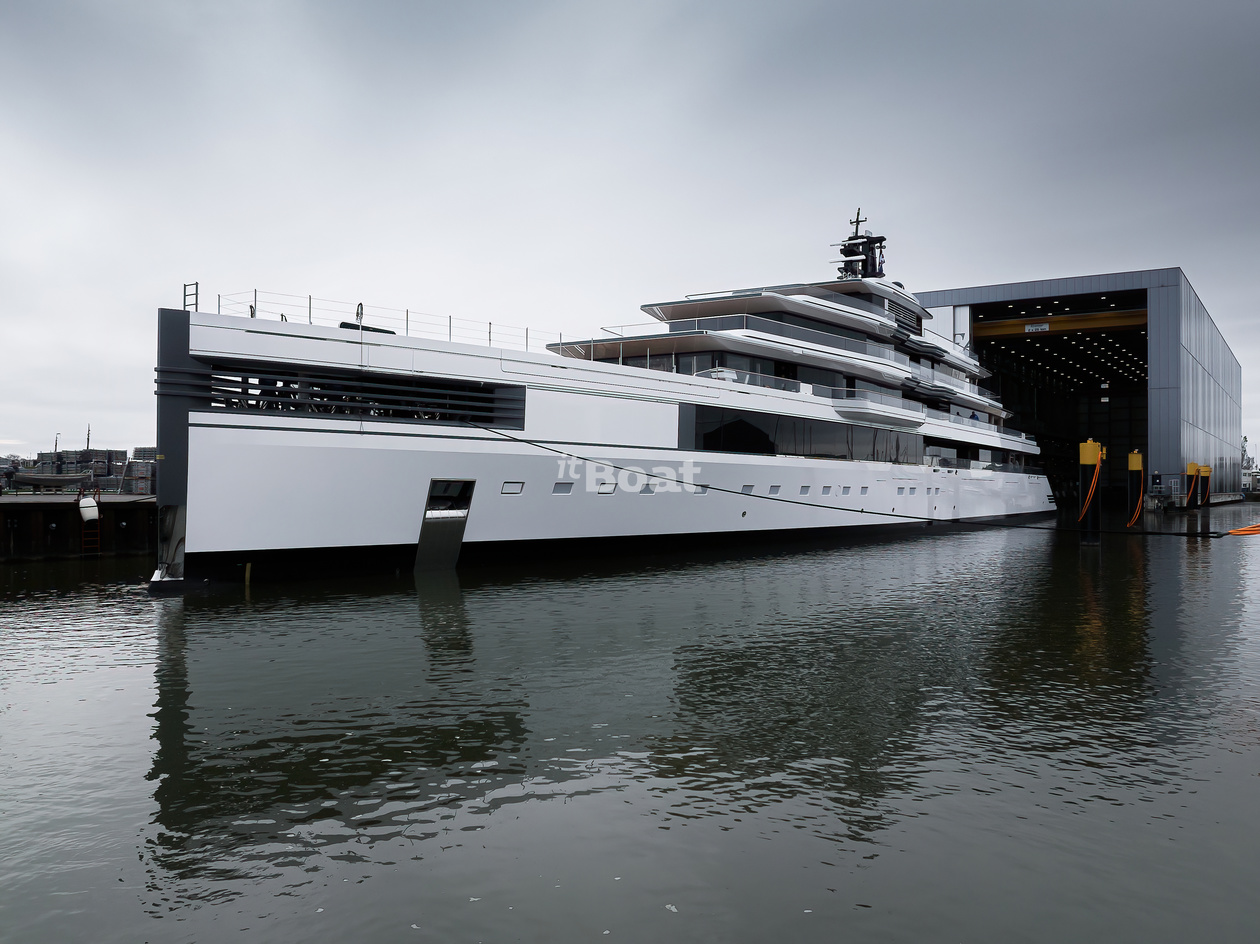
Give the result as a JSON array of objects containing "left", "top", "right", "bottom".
[{"left": 464, "top": 422, "right": 1257, "bottom": 540}]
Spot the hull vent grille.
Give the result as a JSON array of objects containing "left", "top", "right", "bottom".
[{"left": 156, "top": 359, "right": 526, "bottom": 429}]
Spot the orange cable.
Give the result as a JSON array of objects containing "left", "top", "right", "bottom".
[
  {"left": 1077, "top": 458, "right": 1101, "bottom": 522},
  {"left": 1127, "top": 476, "right": 1144, "bottom": 528}
]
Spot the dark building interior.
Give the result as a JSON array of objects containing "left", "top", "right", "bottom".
[{"left": 971, "top": 289, "right": 1148, "bottom": 503}]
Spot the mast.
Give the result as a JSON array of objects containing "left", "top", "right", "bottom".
[{"left": 830, "top": 207, "right": 887, "bottom": 280}]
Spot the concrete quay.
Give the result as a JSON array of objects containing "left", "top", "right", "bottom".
[{"left": 0, "top": 494, "right": 158, "bottom": 562}]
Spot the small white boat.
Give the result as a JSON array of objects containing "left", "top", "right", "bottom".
[{"left": 15, "top": 471, "right": 92, "bottom": 489}]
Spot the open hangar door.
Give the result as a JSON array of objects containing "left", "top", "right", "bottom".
[{"left": 970, "top": 289, "right": 1148, "bottom": 506}]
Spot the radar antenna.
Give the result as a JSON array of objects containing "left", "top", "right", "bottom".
[
  {"left": 849, "top": 208, "right": 868, "bottom": 238},
  {"left": 829, "top": 207, "right": 886, "bottom": 281}
]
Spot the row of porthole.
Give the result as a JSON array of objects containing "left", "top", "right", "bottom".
[
  {"left": 742, "top": 484, "right": 866, "bottom": 497},
  {"left": 500, "top": 481, "right": 946, "bottom": 498}
]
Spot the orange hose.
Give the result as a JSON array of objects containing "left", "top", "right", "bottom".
[
  {"left": 1127, "top": 476, "right": 1144, "bottom": 528},
  {"left": 1077, "top": 458, "right": 1101, "bottom": 522}
]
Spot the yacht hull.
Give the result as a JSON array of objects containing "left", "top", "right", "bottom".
[{"left": 156, "top": 310, "right": 1056, "bottom": 582}]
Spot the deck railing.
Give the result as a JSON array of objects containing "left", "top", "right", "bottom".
[
  {"left": 813, "top": 386, "right": 924, "bottom": 413},
  {"left": 693, "top": 367, "right": 802, "bottom": 393},
  {"left": 600, "top": 315, "right": 910, "bottom": 366},
  {"left": 214, "top": 290, "right": 565, "bottom": 354},
  {"left": 921, "top": 406, "right": 1035, "bottom": 441}
]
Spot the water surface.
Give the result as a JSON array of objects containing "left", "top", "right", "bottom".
[{"left": 3, "top": 510, "right": 1260, "bottom": 942}]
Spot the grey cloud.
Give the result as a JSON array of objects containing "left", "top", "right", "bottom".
[{"left": 1, "top": 0, "right": 1257, "bottom": 454}]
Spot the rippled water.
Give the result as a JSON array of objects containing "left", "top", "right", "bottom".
[{"left": 3, "top": 509, "right": 1260, "bottom": 942}]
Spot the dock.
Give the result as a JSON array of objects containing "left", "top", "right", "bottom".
[{"left": 0, "top": 494, "right": 158, "bottom": 561}]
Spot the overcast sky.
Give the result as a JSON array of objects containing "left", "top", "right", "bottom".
[{"left": 2, "top": 0, "right": 1257, "bottom": 456}]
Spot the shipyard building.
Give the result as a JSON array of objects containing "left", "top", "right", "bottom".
[{"left": 917, "top": 267, "right": 1242, "bottom": 499}]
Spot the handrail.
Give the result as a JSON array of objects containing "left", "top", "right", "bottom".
[
  {"left": 601, "top": 314, "right": 909, "bottom": 365},
  {"left": 216, "top": 290, "right": 564, "bottom": 355},
  {"left": 694, "top": 367, "right": 801, "bottom": 393},
  {"left": 812, "top": 385, "right": 924, "bottom": 413},
  {"left": 910, "top": 361, "right": 980, "bottom": 395},
  {"left": 922, "top": 406, "right": 1035, "bottom": 440}
]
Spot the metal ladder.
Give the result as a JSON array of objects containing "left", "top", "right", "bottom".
[{"left": 81, "top": 518, "right": 100, "bottom": 555}]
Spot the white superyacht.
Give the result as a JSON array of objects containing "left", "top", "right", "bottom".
[{"left": 151, "top": 217, "right": 1054, "bottom": 585}]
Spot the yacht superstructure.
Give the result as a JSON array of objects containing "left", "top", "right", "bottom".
[{"left": 151, "top": 218, "right": 1054, "bottom": 584}]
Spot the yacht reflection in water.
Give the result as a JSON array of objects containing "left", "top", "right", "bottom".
[
  {"left": 146, "top": 576, "right": 532, "bottom": 898},
  {"left": 141, "top": 526, "right": 1246, "bottom": 903}
]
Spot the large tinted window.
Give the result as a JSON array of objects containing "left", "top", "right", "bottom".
[{"left": 692, "top": 406, "right": 923, "bottom": 464}]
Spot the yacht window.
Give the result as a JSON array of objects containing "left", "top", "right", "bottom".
[
  {"left": 800, "top": 485, "right": 810, "bottom": 495},
  {"left": 822, "top": 485, "right": 832, "bottom": 495},
  {"left": 741, "top": 484, "right": 754, "bottom": 494},
  {"left": 909, "top": 487, "right": 916, "bottom": 495},
  {"left": 768, "top": 485, "right": 781, "bottom": 495},
  {"left": 648, "top": 353, "right": 674, "bottom": 372},
  {"left": 597, "top": 482, "right": 616, "bottom": 495},
  {"left": 797, "top": 365, "right": 845, "bottom": 387},
  {"left": 501, "top": 481, "right": 525, "bottom": 495},
  {"left": 860, "top": 486, "right": 869, "bottom": 495},
  {"left": 841, "top": 486, "right": 851, "bottom": 495},
  {"left": 640, "top": 483, "right": 655, "bottom": 494},
  {"left": 552, "top": 481, "right": 574, "bottom": 495},
  {"left": 676, "top": 353, "right": 715, "bottom": 375},
  {"left": 897, "top": 487, "right": 905, "bottom": 496},
  {"left": 690, "top": 406, "right": 924, "bottom": 464}
]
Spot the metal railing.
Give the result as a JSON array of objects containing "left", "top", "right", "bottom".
[
  {"left": 924, "top": 406, "right": 997, "bottom": 431},
  {"left": 601, "top": 315, "right": 910, "bottom": 366},
  {"left": 215, "top": 290, "right": 565, "bottom": 355},
  {"left": 932, "top": 456, "right": 1042, "bottom": 473},
  {"left": 813, "top": 386, "right": 925, "bottom": 414},
  {"left": 694, "top": 367, "right": 802, "bottom": 393},
  {"left": 921, "top": 406, "right": 1034, "bottom": 441},
  {"left": 910, "top": 361, "right": 976, "bottom": 395}
]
